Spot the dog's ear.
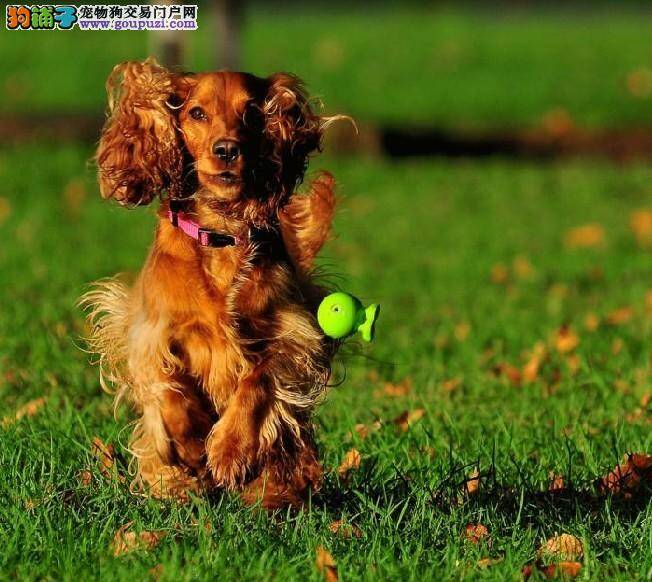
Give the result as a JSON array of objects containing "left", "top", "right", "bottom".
[
  {"left": 263, "top": 73, "right": 323, "bottom": 197},
  {"left": 96, "top": 59, "right": 191, "bottom": 206}
]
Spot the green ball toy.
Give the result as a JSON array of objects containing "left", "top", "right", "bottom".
[{"left": 317, "top": 292, "right": 380, "bottom": 342}]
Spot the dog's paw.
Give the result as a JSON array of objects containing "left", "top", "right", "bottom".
[
  {"left": 140, "top": 464, "right": 203, "bottom": 502},
  {"left": 206, "top": 426, "right": 258, "bottom": 489}
]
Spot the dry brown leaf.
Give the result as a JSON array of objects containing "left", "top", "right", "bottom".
[
  {"left": 337, "top": 448, "right": 361, "bottom": 477},
  {"left": 2, "top": 397, "right": 46, "bottom": 427},
  {"left": 454, "top": 322, "right": 471, "bottom": 342},
  {"left": 329, "top": 520, "right": 362, "bottom": 539},
  {"left": 538, "top": 534, "right": 584, "bottom": 561},
  {"left": 315, "top": 545, "right": 338, "bottom": 582},
  {"left": 584, "top": 312, "right": 600, "bottom": 332},
  {"left": 63, "top": 179, "right": 87, "bottom": 218},
  {"left": 523, "top": 342, "right": 547, "bottom": 383},
  {"left": 464, "top": 523, "right": 488, "bottom": 544},
  {"left": 92, "top": 436, "right": 116, "bottom": 476},
  {"left": 112, "top": 523, "right": 166, "bottom": 557},
  {"left": 541, "top": 108, "right": 575, "bottom": 137},
  {"left": 490, "top": 263, "right": 509, "bottom": 285},
  {"left": 513, "top": 255, "right": 535, "bottom": 280},
  {"left": 148, "top": 564, "right": 165, "bottom": 580},
  {"left": 564, "top": 223, "right": 605, "bottom": 249},
  {"left": 646, "top": 290, "right": 652, "bottom": 314},
  {"left": 494, "top": 362, "right": 522, "bottom": 387},
  {"left": 477, "top": 557, "right": 502, "bottom": 569},
  {"left": 611, "top": 338, "right": 624, "bottom": 356},
  {"left": 393, "top": 408, "right": 425, "bottom": 432},
  {"left": 0, "top": 197, "right": 11, "bottom": 225},
  {"left": 548, "top": 473, "right": 565, "bottom": 492},
  {"left": 351, "top": 420, "right": 381, "bottom": 440},
  {"left": 627, "top": 68, "right": 652, "bottom": 98},
  {"left": 465, "top": 468, "right": 480, "bottom": 495},
  {"left": 554, "top": 326, "right": 579, "bottom": 354},
  {"left": 375, "top": 377, "right": 411, "bottom": 398},
  {"left": 606, "top": 306, "right": 633, "bottom": 326},
  {"left": 441, "top": 377, "right": 462, "bottom": 393},
  {"left": 630, "top": 209, "right": 652, "bottom": 247},
  {"left": 598, "top": 452, "right": 652, "bottom": 497},
  {"left": 78, "top": 470, "right": 93, "bottom": 487}
]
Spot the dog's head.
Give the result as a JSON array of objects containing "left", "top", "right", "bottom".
[{"left": 97, "top": 59, "right": 329, "bottom": 216}]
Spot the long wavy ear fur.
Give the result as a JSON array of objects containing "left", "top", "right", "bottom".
[
  {"left": 96, "top": 58, "right": 186, "bottom": 206},
  {"left": 279, "top": 171, "right": 336, "bottom": 272},
  {"left": 263, "top": 73, "right": 324, "bottom": 201}
]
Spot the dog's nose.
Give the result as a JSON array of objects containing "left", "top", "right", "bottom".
[{"left": 212, "top": 140, "right": 240, "bottom": 163}]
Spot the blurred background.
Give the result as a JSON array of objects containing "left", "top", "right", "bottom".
[
  {"left": 2, "top": 0, "right": 651, "bottom": 424},
  {"left": 1, "top": 1, "right": 651, "bottom": 577}
]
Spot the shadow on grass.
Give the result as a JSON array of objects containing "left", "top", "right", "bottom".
[{"left": 315, "top": 456, "right": 652, "bottom": 530}]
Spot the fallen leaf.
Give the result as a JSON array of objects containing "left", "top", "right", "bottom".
[
  {"left": 441, "top": 377, "right": 462, "bottom": 393},
  {"left": 313, "top": 37, "right": 345, "bottom": 70},
  {"left": 92, "top": 437, "right": 116, "bottom": 476},
  {"left": 112, "top": 523, "right": 166, "bottom": 557},
  {"left": 465, "top": 468, "right": 480, "bottom": 495},
  {"left": 337, "top": 448, "right": 361, "bottom": 477},
  {"left": 513, "top": 255, "right": 535, "bottom": 280},
  {"left": 598, "top": 452, "right": 652, "bottom": 497},
  {"left": 2, "top": 397, "right": 46, "bottom": 427},
  {"left": 454, "top": 322, "right": 471, "bottom": 342},
  {"left": 606, "top": 306, "right": 633, "bottom": 326},
  {"left": 78, "top": 470, "right": 93, "bottom": 487},
  {"left": 63, "top": 179, "right": 87, "bottom": 218},
  {"left": 627, "top": 68, "right": 652, "bottom": 98},
  {"left": 329, "top": 520, "right": 362, "bottom": 539},
  {"left": 564, "top": 224, "right": 605, "bottom": 249},
  {"left": 541, "top": 108, "right": 574, "bottom": 137},
  {"left": 549, "top": 473, "right": 565, "bottom": 492},
  {"left": 554, "top": 326, "right": 579, "bottom": 354},
  {"left": 0, "top": 197, "right": 11, "bottom": 225},
  {"left": 464, "top": 523, "right": 488, "bottom": 544},
  {"left": 523, "top": 342, "right": 547, "bottom": 383},
  {"left": 477, "top": 557, "right": 502, "bottom": 569},
  {"left": 393, "top": 409, "right": 425, "bottom": 432},
  {"left": 630, "top": 209, "right": 652, "bottom": 248},
  {"left": 490, "top": 263, "right": 509, "bottom": 285},
  {"left": 315, "top": 545, "right": 338, "bottom": 582},
  {"left": 611, "top": 338, "right": 624, "bottom": 355},
  {"left": 375, "top": 377, "right": 411, "bottom": 398},
  {"left": 493, "top": 362, "right": 522, "bottom": 386},
  {"left": 149, "top": 564, "right": 164, "bottom": 580},
  {"left": 584, "top": 313, "right": 600, "bottom": 332},
  {"left": 538, "top": 534, "right": 584, "bottom": 561},
  {"left": 350, "top": 420, "right": 381, "bottom": 440}
]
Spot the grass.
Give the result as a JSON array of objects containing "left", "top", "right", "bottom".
[
  {"left": 3, "top": 2, "right": 652, "bottom": 128},
  {"left": 0, "top": 142, "right": 651, "bottom": 579}
]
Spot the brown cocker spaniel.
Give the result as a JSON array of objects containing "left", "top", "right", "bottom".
[{"left": 81, "top": 59, "right": 345, "bottom": 508}]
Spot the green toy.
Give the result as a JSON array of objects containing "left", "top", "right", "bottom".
[{"left": 317, "top": 292, "right": 380, "bottom": 342}]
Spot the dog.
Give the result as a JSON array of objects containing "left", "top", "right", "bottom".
[{"left": 81, "top": 59, "right": 345, "bottom": 508}]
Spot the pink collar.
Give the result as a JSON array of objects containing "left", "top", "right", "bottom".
[{"left": 168, "top": 200, "right": 242, "bottom": 247}]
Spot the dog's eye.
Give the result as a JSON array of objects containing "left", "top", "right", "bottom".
[{"left": 189, "top": 106, "right": 207, "bottom": 121}]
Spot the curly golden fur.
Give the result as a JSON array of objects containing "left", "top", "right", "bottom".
[{"left": 81, "top": 59, "right": 343, "bottom": 507}]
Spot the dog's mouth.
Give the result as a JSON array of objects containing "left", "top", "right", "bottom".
[{"left": 213, "top": 171, "right": 241, "bottom": 185}]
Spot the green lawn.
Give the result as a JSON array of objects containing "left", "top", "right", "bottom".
[
  {"left": 1, "top": 143, "right": 650, "bottom": 579},
  {"left": 3, "top": 3, "right": 652, "bottom": 128}
]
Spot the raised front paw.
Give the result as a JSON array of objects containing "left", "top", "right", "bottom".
[{"left": 206, "top": 422, "right": 259, "bottom": 489}]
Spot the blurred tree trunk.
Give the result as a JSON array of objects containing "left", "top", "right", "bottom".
[
  {"left": 149, "top": 0, "right": 186, "bottom": 69},
  {"left": 214, "top": 0, "right": 243, "bottom": 70}
]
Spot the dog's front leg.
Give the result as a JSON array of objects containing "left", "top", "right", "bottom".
[{"left": 206, "top": 367, "right": 272, "bottom": 489}]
